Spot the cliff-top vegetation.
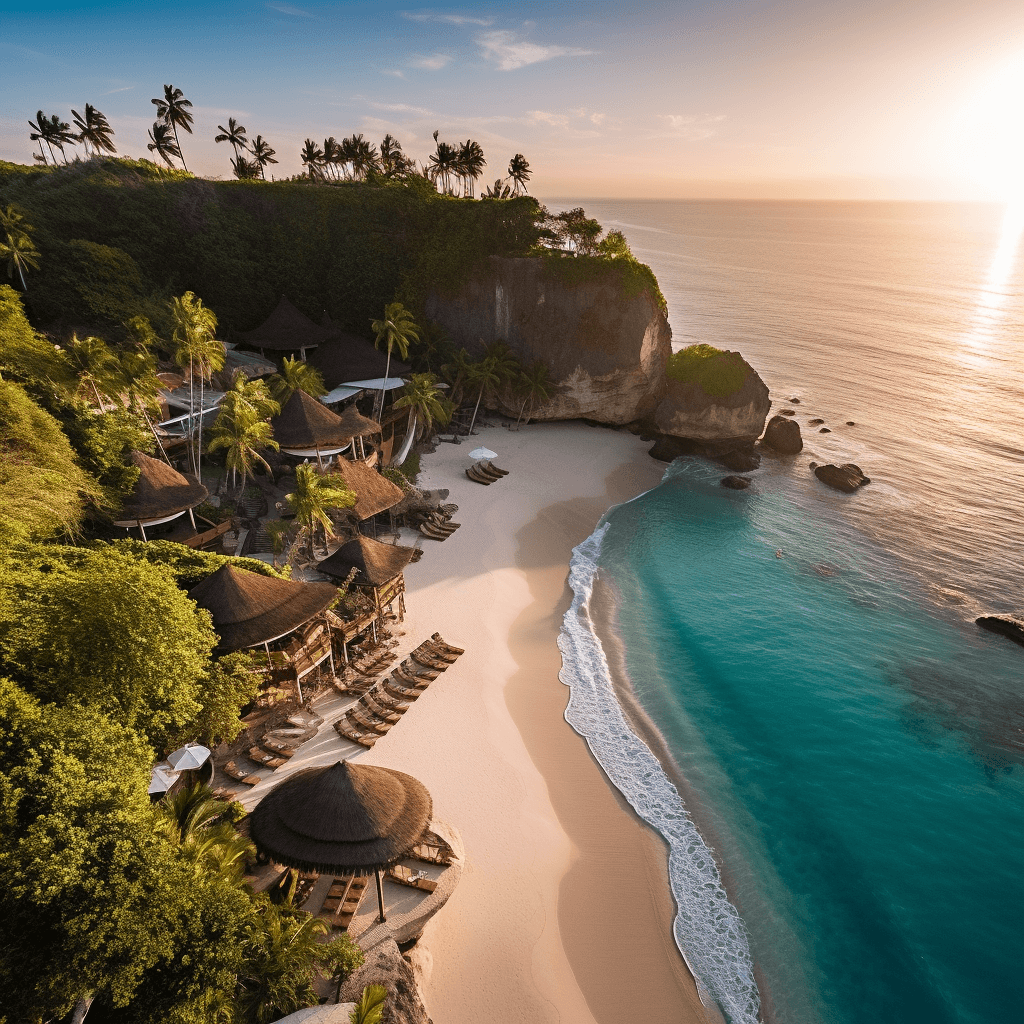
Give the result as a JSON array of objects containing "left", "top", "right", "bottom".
[{"left": 666, "top": 344, "right": 749, "bottom": 398}]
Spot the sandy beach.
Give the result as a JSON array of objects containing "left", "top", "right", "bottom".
[{"left": 373, "top": 420, "right": 709, "bottom": 1024}]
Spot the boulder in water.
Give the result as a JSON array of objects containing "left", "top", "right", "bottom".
[
  {"left": 720, "top": 475, "right": 751, "bottom": 490},
  {"left": 819, "top": 426, "right": 832, "bottom": 433},
  {"left": 780, "top": 409, "right": 796, "bottom": 416},
  {"left": 976, "top": 614, "right": 1024, "bottom": 648},
  {"left": 716, "top": 448, "right": 761, "bottom": 472},
  {"left": 762, "top": 414, "right": 803, "bottom": 454},
  {"left": 814, "top": 463, "right": 870, "bottom": 493},
  {"left": 789, "top": 397, "right": 801, "bottom": 403},
  {"left": 809, "top": 418, "right": 825, "bottom": 426},
  {"left": 846, "top": 420, "right": 856, "bottom": 426}
]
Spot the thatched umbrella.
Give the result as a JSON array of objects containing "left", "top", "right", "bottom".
[
  {"left": 318, "top": 535, "right": 415, "bottom": 588},
  {"left": 236, "top": 296, "right": 337, "bottom": 358},
  {"left": 272, "top": 389, "right": 357, "bottom": 464},
  {"left": 189, "top": 563, "right": 337, "bottom": 652},
  {"left": 113, "top": 451, "right": 208, "bottom": 539},
  {"left": 331, "top": 459, "right": 405, "bottom": 521},
  {"left": 249, "top": 760, "right": 432, "bottom": 922}
]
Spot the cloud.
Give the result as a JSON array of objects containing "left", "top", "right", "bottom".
[
  {"left": 410, "top": 53, "right": 453, "bottom": 70},
  {"left": 267, "top": 2, "right": 313, "bottom": 16},
  {"left": 590, "top": 112, "right": 606, "bottom": 126},
  {"left": 369, "top": 101, "right": 436, "bottom": 117},
  {"left": 658, "top": 113, "right": 727, "bottom": 140},
  {"left": 382, "top": 69, "right": 406, "bottom": 78},
  {"left": 528, "top": 110, "right": 569, "bottom": 129},
  {"left": 403, "top": 12, "right": 493, "bottom": 26},
  {"left": 477, "top": 30, "right": 595, "bottom": 71},
  {"left": 103, "top": 85, "right": 135, "bottom": 95}
]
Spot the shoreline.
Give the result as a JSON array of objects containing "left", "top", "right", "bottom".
[{"left": 372, "top": 420, "right": 711, "bottom": 1023}]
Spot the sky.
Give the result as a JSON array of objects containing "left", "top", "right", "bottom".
[{"left": 1, "top": 0, "right": 1023, "bottom": 199}]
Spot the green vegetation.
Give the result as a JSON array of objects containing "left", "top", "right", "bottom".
[{"left": 665, "top": 343, "right": 749, "bottom": 397}]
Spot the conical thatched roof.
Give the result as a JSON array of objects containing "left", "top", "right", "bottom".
[
  {"left": 118, "top": 451, "right": 208, "bottom": 522},
  {"left": 272, "top": 389, "right": 355, "bottom": 450},
  {"left": 188, "top": 564, "right": 337, "bottom": 650},
  {"left": 318, "top": 535, "right": 415, "bottom": 587},
  {"left": 331, "top": 459, "right": 405, "bottom": 520},
  {"left": 249, "top": 760, "right": 432, "bottom": 873},
  {"left": 337, "top": 404, "right": 382, "bottom": 437},
  {"left": 308, "top": 331, "right": 411, "bottom": 388},
  {"left": 236, "top": 296, "right": 336, "bottom": 352}
]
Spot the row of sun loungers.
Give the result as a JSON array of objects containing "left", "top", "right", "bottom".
[
  {"left": 221, "top": 711, "right": 327, "bottom": 785},
  {"left": 419, "top": 505, "right": 461, "bottom": 542},
  {"left": 319, "top": 874, "right": 368, "bottom": 931},
  {"left": 465, "top": 460, "right": 510, "bottom": 485},
  {"left": 334, "top": 634, "right": 464, "bottom": 748}
]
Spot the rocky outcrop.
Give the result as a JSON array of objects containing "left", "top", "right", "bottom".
[
  {"left": 339, "top": 938, "right": 432, "bottom": 1024},
  {"left": 813, "top": 463, "right": 870, "bottom": 493},
  {"left": 762, "top": 415, "right": 803, "bottom": 454},
  {"left": 720, "top": 475, "right": 751, "bottom": 490},
  {"left": 425, "top": 256, "right": 670, "bottom": 425},
  {"left": 976, "top": 614, "right": 1024, "bottom": 648},
  {"left": 716, "top": 449, "right": 761, "bottom": 472},
  {"left": 652, "top": 354, "right": 771, "bottom": 450}
]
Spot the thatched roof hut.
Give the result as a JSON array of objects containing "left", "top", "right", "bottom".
[
  {"left": 337, "top": 404, "right": 382, "bottom": 438},
  {"left": 249, "top": 760, "right": 432, "bottom": 875},
  {"left": 188, "top": 563, "right": 337, "bottom": 651},
  {"left": 236, "top": 296, "right": 336, "bottom": 354},
  {"left": 272, "top": 389, "right": 358, "bottom": 453},
  {"left": 115, "top": 451, "right": 208, "bottom": 525},
  {"left": 308, "top": 330, "right": 412, "bottom": 388},
  {"left": 331, "top": 459, "right": 405, "bottom": 520},
  {"left": 318, "top": 535, "right": 415, "bottom": 588}
]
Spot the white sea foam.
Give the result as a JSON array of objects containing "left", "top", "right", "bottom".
[{"left": 558, "top": 522, "right": 761, "bottom": 1024}]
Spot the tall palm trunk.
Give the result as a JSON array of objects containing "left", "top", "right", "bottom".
[
  {"left": 171, "top": 122, "right": 188, "bottom": 172},
  {"left": 377, "top": 346, "right": 392, "bottom": 421},
  {"left": 515, "top": 396, "right": 529, "bottom": 430},
  {"left": 71, "top": 993, "right": 95, "bottom": 1023},
  {"left": 468, "top": 386, "right": 485, "bottom": 435},
  {"left": 197, "top": 370, "right": 204, "bottom": 478},
  {"left": 16, "top": 260, "right": 26, "bottom": 292}
]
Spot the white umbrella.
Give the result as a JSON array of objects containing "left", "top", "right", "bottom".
[
  {"left": 149, "top": 763, "right": 179, "bottom": 795},
  {"left": 468, "top": 447, "right": 497, "bottom": 461},
  {"left": 166, "top": 743, "right": 211, "bottom": 771}
]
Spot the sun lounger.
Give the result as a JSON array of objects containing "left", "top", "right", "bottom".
[
  {"left": 431, "top": 632, "right": 465, "bottom": 657},
  {"left": 410, "top": 649, "right": 449, "bottom": 672},
  {"left": 474, "top": 464, "right": 504, "bottom": 482},
  {"left": 369, "top": 683, "right": 414, "bottom": 711},
  {"left": 417, "top": 640, "right": 458, "bottom": 664},
  {"left": 383, "top": 674, "right": 423, "bottom": 701},
  {"left": 320, "top": 874, "right": 368, "bottom": 930},
  {"left": 394, "top": 664, "right": 435, "bottom": 687},
  {"left": 419, "top": 522, "right": 455, "bottom": 540},
  {"left": 386, "top": 863, "right": 438, "bottom": 893},
  {"left": 465, "top": 466, "right": 493, "bottom": 484},
  {"left": 224, "top": 760, "right": 261, "bottom": 785},
  {"left": 334, "top": 717, "right": 378, "bottom": 748},
  {"left": 347, "top": 703, "right": 393, "bottom": 735},
  {"left": 248, "top": 747, "right": 287, "bottom": 769},
  {"left": 261, "top": 737, "right": 300, "bottom": 757},
  {"left": 363, "top": 690, "right": 405, "bottom": 720},
  {"left": 482, "top": 461, "right": 509, "bottom": 477},
  {"left": 286, "top": 711, "right": 324, "bottom": 730},
  {"left": 411, "top": 830, "right": 456, "bottom": 866}
]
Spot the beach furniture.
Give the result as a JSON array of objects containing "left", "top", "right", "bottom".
[
  {"left": 419, "top": 521, "right": 459, "bottom": 540},
  {"left": 481, "top": 460, "right": 509, "bottom": 477},
  {"left": 224, "top": 761, "right": 261, "bottom": 786},
  {"left": 320, "top": 874, "right": 369, "bottom": 930},
  {"left": 247, "top": 748, "right": 287, "bottom": 769},
  {"left": 431, "top": 632, "right": 465, "bottom": 657},
  {"left": 394, "top": 663, "right": 435, "bottom": 687},
  {"left": 418, "top": 640, "right": 459, "bottom": 664},
  {"left": 383, "top": 674, "right": 424, "bottom": 702},
  {"left": 465, "top": 465, "right": 493, "bottom": 485},
  {"left": 363, "top": 689, "right": 406, "bottom": 720},
  {"left": 212, "top": 786, "right": 239, "bottom": 802},
  {"left": 286, "top": 711, "right": 324, "bottom": 730},
  {"left": 410, "top": 649, "right": 450, "bottom": 672},
  {"left": 473, "top": 462, "right": 504, "bottom": 482},
  {"left": 347, "top": 702, "right": 394, "bottom": 735},
  {"left": 334, "top": 716, "right": 379, "bottom": 748},
  {"left": 386, "top": 863, "right": 438, "bottom": 893},
  {"left": 261, "top": 737, "right": 299, "bottom": 757},
  {"left": 369, "top": 682, "right": 414, "bottom": 711},
  {"left": 411, "top": 829, "right": 456, "bottom": 866}
]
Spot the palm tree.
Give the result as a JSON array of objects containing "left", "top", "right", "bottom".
[
  {"left": 380, "top": 134, "right": 405, "bottom": 177},
  {"left": 440, "top": 346, "right": 474, "bottom": 406},
  {"left": 457, "top": 139, "right": 485, "bottom": 197},
  {"left": 350, "top": 985, "right": 387, "bottom": 1024},
  {"left": 220, "top": 371, "right": 279, "bottom": 424},
  {"left": 32, "top": 112, "right": 76, "bottom": 164},
  {"left": 160, "top": 782, "right": 254, "bottom": 879},
  {"left": 233, "top": 154, "right": 262, "bottom": 179},
  {"left": 65, "top": 334, "right": 117, "bottom": 409},
  {"left": 286, "top": 464, "right": 356, "bottom": 559},
  {"left": 350, "top": 134, "right": 380, "bottom": 179},
  {"left": 28, "top": 111, "right": 54, "bottom": 164},
  {"left": 250, "top": 135, "right": 278, "bottom": 179},
  {"left": 236, "top": 902, "right": 330, "bottom": 1024},
  {"left": 514, "top": 360, "right": 554, "bottom": 428},
  {"left": 465, "top": 342, "right": 520, "bottom": 436},
  {"left": 300, "top": 138, "right": 324, "bottom": 180},
  {"left": 370, "top": 302, "right": 418, "bottom": 420},
  {"left": 113, "top": 344, "right": 172, "bottom": 462},
  {"left": 482, "top": 177, "right": 512, "bottom": 199},
  {"left": 72, "top": 104, "right": 116, "bottom": 157},
  {"left": 152, "top": 84, "right": 194, "bottom": 171},
  {"left": 393, "top": 372, "right": 452, "bottom": 446},
  {"left": 428, "top": 131, "right": 459, "bottom": 194},
  {"left": 322, "top": 137, "right": 341, "bottom": 180},
  {"left": 147, "top": 121, "right": 181, "bottom": 167},
  {"left": 0, "top": 205, "right": 40, "bottom": 291},
  {"left": 508, "top": 153, "right": 531, "bottom": 195},
  {"left": 209, "top": 411, "right": 278, "bottom": 493},
  {"left": 214, "top": 117, "right": 248, "bottom": 162},
  {"left": 269, "top": 355, "right": 326, "bottom": 404},
  {"left": 169, "top": 291, "right": 222, "bottom": 474}
]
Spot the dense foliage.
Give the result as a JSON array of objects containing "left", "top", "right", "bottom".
[{"left": 665, "top": 343, "right": 749, "bottom": 397}]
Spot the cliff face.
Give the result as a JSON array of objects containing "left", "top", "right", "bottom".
[
  {"left": 653, "top": 356, "right": 771, "bottom": 450},
  {"left": 425, "top": 256, "right": 671, "bottom": 425}
]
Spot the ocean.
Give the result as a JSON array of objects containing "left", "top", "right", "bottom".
[{"left": 548, "top": 200, "right": 1024, "bottom": 1024}]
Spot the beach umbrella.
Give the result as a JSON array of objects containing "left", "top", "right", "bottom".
[
  {"left": 166, "top": 743, "right": 211, "bottom": 771},
  {"left": 149, "top": 763, "right": 180, "bottom": 795},
  {"left": 468, "top": 446, "right": 497, "bottom": 461},
  {"left": 248, "top": 760, "right": 432, "bottom": 923}
]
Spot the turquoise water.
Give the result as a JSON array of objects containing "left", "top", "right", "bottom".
[{"left": 589, "top": 458, "right": 1024, "bottom": 1024}]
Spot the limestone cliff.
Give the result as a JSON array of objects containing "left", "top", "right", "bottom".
[{"left": 425, "top": 256, "right": 671, "bottom": 425}]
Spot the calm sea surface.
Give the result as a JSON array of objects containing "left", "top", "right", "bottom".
[{"left": 549, "top": 200, "right": 1024, "bottom": 1024}]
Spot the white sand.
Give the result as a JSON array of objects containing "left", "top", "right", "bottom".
[{"left": 243, "top": 420, "right": 711, "bottom": 1024}]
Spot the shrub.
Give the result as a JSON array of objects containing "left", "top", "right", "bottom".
[{"left": 665, "top": 344, "right": 748, "bottom": 398}]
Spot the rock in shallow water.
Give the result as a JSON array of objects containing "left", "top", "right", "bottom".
[
  {"left": 716, "top": 448, "right": 761, "bottom": 472},
  {"left": 720, "top": 475, "right": 751, "bottom": 489},
  {"left": 814, "top": 463, "right": 870, "bottom": 493},
  {"left": 762, "top": 414, "right": 803, "bottom": 454},
  {"left": 976, "top": 614, "right": 1024, "bottom": 648},
  {"left": 819, "top": 426, "right": 832, "bottom": 433},
  {"left": 809, "top": 418, "right": 825, "bottom": 426}
]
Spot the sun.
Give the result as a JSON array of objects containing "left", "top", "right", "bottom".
[{"left": 950, "top": 55, "right": 1024, "bottom": 201}]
